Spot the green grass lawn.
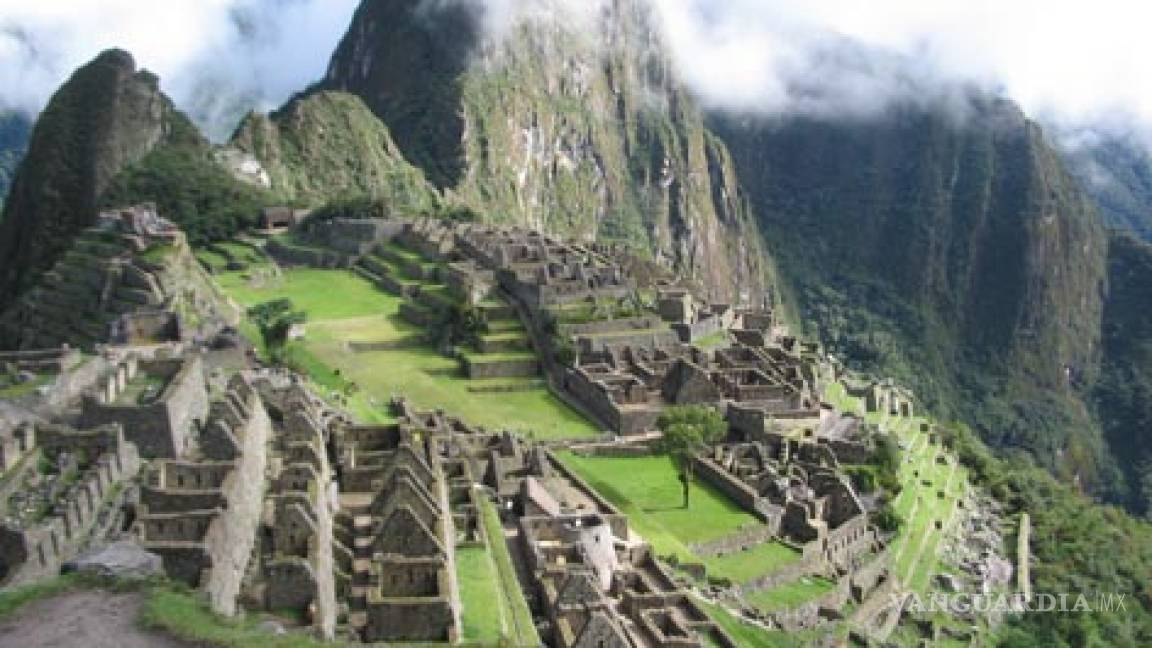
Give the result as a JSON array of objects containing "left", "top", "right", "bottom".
[
  {"left": 477, "top": 496, "right": 540, "bottom": 647},
  {"left": 693, "top": 330, "right": 731, "bottom": 350},
  {"left": 705, "top": 542, "right": 801, "bottom": 584},
  {"left": 744, "top": 576, "right": 837, "bottom": 612},
  {"left": 219, "top": 268, "right": 394, "bottom": 321},
  {"left": 216, "top": 268, "right": 598, "bottom": 440},
  {"left": 556, "top": 453, "right": 756, "bottom": 547},
  {"left": 195, "top": 248, "right": 230, "bottom": 272},
  {"left": 692, "top": 598, "right": 793, "bottom": 648},
  {"left": 0, "top": 373, "right": 52, "bottom": 399},
  {"left": 455, "top": 546, "right": 506, "bottom": 644},
  {"left": 553, "top": 453, "right": 800, "bottom": 584}
]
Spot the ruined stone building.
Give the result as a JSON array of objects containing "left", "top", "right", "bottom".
[
  {"left": 136, "top": 372, "right": 271, "bottom": 616},
  {"left": 0, "top": 422, "right": 139, "bottom": 586},
  {"left": 331, "top": 420, "right": 460, "bottom": 642}
]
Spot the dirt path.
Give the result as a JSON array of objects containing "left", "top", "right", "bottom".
[{"left": 0, "top": 589, "right": 193, "bottom": 648}]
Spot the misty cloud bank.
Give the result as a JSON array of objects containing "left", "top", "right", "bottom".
[
  {"left": 0, "top": 0, "right": 359, "bottom": 139},
  {"left": 2, "top": 0, "right": 1152, "bottom": 138}
]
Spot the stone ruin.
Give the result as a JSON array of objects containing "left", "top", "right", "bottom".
[
  {"left": 0, "top": 422, "right": 140, "bottom": 587},
  {"left": 80, "top": 353, "right": 208, "bottom": 459},
  {"left": 0, "top": 204, "right": 238, "bottom": 351},
  {"left": 562, "top": 336, "right": 823, "bottom": 435},
  {"left": 135, "top": 372, "right": 272, "bottom": 616},
  {"left": 507, "top": 453, "right": 735, "bottom": 647}
]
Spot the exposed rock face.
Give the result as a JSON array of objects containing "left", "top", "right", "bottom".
[
  {"left": 62, "top": 541, "right": 164, "bottom": 580},
  {"left": 316, "top": 0, "right": 776, "bottom": 304},
  {"left": 1096, "top": 234, "right": 1152, "bottom": 513},
  {"left": 0, "top": 50, "right": 176, "bottom": 309},
  {"left": 713, "top": 99, "right": 1110, "bottom": 483}
]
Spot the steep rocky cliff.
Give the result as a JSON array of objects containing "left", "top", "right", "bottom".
[
  {"left": 0, "top": 50, "right": 177, "bottom": 309},
  {"left": 1096, "top": 234, "right": 1152, "bottom": 514},
  {"left": 313, "top": 0, "right": 775, "bottom": 304},
  {"left": 713, "top": 99, "right": 1111, "bottom": 484}
]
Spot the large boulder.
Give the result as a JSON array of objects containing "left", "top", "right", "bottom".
[{"left": 62, "top": 541, "right": 163, "bottom": 579}]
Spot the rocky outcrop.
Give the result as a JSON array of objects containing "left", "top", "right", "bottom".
[
  {"left": 0, "top": 50, "right": 177, "bottom": 309},
  {"left": 315, "top": 0, "right": 776, "bottom": 304},
  {"left": 62, "top": 541, "right": 164, "bottom": 580}
]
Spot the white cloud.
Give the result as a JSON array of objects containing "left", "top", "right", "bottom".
[
  {"left": 3, "top": 0, "right": 1152, "bottom": 137},
  {"left": 651, "top": 0, "right": 1152, "bottom": 126},
  {"left": 0, "top": 0, "right": 358, "bottom": 138}
]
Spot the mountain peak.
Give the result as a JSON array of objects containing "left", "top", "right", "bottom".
[{"left": 0, "top": 48, "right": 176, "bottom": 307}]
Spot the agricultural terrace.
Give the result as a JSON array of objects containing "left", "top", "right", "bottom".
[
  {"left": 822, "top": 380, "right": 970, "bottom": 594},
  {"left": 210, "top": 241, "right": 599, "bottom": 440}
]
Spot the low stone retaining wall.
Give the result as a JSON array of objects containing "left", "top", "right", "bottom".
[
  {"left": 267, "top": 239, "right": 351, "bottom": 268},
  {"left": 461, "top": 356, "right": 539, "bottom": 379},
  {"left": 465, "top": 380, "right": 545, "bottom": 394},
  {"left": 692, "top": 525, "right": 779, "bottom": 559}
]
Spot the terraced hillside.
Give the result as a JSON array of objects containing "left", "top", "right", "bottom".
[
  {"left": 0, "top": 227, "right": 236, "bottom": 350},
  {"left": 212, "top": 239, "right": 598, "bottom": 441}
]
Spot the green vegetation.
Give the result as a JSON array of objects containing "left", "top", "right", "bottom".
[
  {"left": 140, "top": 585, "right": 332, "bottom": 648},
  {"left": 692, "top": 597, "right": 824, "bottom": 648},
  {"left": 453, "top": 546, "right": 505, "bottom": 644},
  {"left": 1096, "top": 234, "right": 1152, "bottom": 516},
  {"left": 102, "top": 112, "right": 277, "bottom": 245},
  {"left": 744, "top": 576, "right": 836, "bottom": 612},
  {"left": 229, "top": 91, "right": 438, "bottom": 211},
  {"left": 0, "top": 372, "right": 51, "bottom": 399},
  {"left": 940, "top": 422, "right": 1152, "bottom": 647},
  {"left": 1, "top": 575, "right": 334, "bottom": 648},
  {"left": 308, "top": 196, "right": 388, "bottom": 222},
  {"left": 656, "top": 405, "right": 728, "bottom": 508},
  {"left": 477, "top": 496, "right": 540, "bottom": 647},
  {"left": 216, "top": 267, "right": 596, "bottom": 439},
  {"left": 555, "top": 451, "right": 800, "bottom": 587},
  {"left": 693, "top": 330, "right": 731, "bottom": 350},
  {"left": 704, "top": 542, "right": 802, "bottom": 584},
  {"left": 557, "top": 452, "right": 752, "bottom": 549},
  {"left": 715, "top": 107, "right": 1116, "bottom": 500},
  {"left": 0, "top": 574, "right": 87, "bottom": 619},
  {"left": 248, "top": 299, "right": 307, "bottom": 363}
]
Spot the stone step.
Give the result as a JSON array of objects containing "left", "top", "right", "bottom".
[{"left": 353, "top": 536, "right": 374, "bottom": 558}]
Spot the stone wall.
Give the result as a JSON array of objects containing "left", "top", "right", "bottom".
[
  {"left": 692, "top": 456, "right": 776, "bottom": 523},
  {"left": 200, "top": 387, "right": 271, "bottom": 616},
  {"left": 81, "top": 356, "right": 208, "bottom": 458},
  {"left": 462, "top": 356, "right": 539, "bottom": 379},
  {"left": 0, "top": 428, "right": 140, "bottom": 587},
  {"left": 138, "top": 374, "right": 271, "bottom": 617},
  {"left": 266, "top": 239, "right": 350, "bottom": 268},
  {"left": 576, "top": 329, "right": 682, "bottom": 354}
]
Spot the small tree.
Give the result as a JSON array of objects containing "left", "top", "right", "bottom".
[
  {"left": 248, "top": 298, "right": 306, "bottom": 363},
  {"left": 439, "top": 302, "right": 485, "bottom": 349},
  {"left": 656, "top": 406, "right": 727, "bottom": 508}
]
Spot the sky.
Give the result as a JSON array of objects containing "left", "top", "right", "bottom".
[{"left": 1, "top": 0, "right": 1151, "bottom": 140}]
